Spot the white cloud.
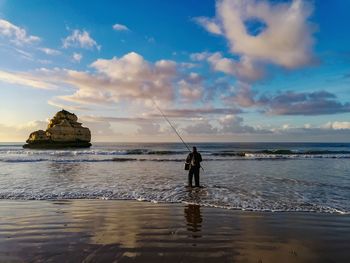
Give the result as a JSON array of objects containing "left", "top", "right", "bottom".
[
  {"left": 13, "top": 48, "right": 33, "bottom": 60},
  {"left": 178, "top": 80, "right": 203, "bottom": 102},
  {"left": 72, "top": 52, "right": 83, "bottom": 63},
  {"left": 184, "top": 120, "right": 218, "bottom": 134},
  {"left": 0, "top": 52, "right": 180, "bottom": 107},
  {"left": 190, "top": 51, "right": 211, "bottom": 61},
  {"left": 179, "top": 62, "right": 197, "bottom": 69},
  {"left": 62, "top": 29, "right": 100, "bottom": 50},
  {"left": 218, "top": 0, "right": 315, "bottom": 68},
  {"left": 39, "top": 47, "right": 61, "bottom": 55},
  {"left": 178, "top": 72, "right": 203, "bottom": 102},
  {"left": 190, "top": 51, "right": 263, "bottom": 81},
  {"left": 223, "top": 82, "right": 256, "bottom": 107},
  {"left": 0, "top": 50, "right": 240, "bottom": 112},
  {"left": 207, "top": 52, "right": 264, "bottom": 81},
  {"left": 81, "top": 52, "right": 177, "bottom": 103},
  {"left": 196, "top": 0, "right": 316, "bottom": 81},
  {"left": 182, "top": 116, "right": 350, "bottom": 137},
  {"left": 324, "top": 121, "right": 350, "bottom": 130},
  {"left": 219, "top": 114, "right": 258, "bottom": 133},
  {"left": 194, "top": 17, "right": 222, "bottom": 35},
  {"left": 183, "top": 114, "right": 269, "bottom": 135},
  {"left": 112, "top": 23, "right": 130, "bottom": 31},
  {"left": 0, "top": 70, "right": 56, "bottom": 90},
  {"left": 0, "top": 19, "right": 40, "bottom": 45}
]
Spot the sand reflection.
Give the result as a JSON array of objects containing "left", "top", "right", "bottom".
[
  {"left": 1, "top": 200, "right": 350, "bottom": 262},
  {"left": 184, "top": 204, "right": 202, "bottom": 238}
]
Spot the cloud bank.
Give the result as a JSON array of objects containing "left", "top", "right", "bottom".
[
  {"left": 225, "top": 85, "right": 350, "bottom": 116},
  {"left": 0, "top": 52, "right": 207, "bottom": 109}
]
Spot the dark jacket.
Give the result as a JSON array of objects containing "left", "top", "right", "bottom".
[{"left": 186, "top": 152, "right": 202, "bottom": 168}]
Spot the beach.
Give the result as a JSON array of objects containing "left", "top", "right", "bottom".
[
  {"left": 1, "top": 142, "right": 350, "bottom": 262},
  {"left": 1, "top": 200, "right": 349, "bottom": 262}
]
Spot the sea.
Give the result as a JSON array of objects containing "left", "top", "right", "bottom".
[{"left": 0, "top": 142, "right": 349, "bottom": 214}]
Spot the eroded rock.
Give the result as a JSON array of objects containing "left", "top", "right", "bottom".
[{"left": 23, "top": 110, "right": 91, "bottom": 149}]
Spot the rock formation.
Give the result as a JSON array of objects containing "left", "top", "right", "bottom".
[{"left": 23, "top": 110, "right": 91, "bottom": 149}]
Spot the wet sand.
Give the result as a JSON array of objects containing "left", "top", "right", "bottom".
[{"left": 0, "top": 200, "right": 349, "bottom": 262}]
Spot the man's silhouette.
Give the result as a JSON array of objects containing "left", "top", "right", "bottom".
[{"left": 186, "top": 146, "right": 202, "bottom": 187}]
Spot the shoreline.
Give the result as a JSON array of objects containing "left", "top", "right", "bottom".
[
  {"left": 1, "top": 199, "right": 349, "bottom": 262},
  {"left": 0, "top": 197, "right": 348, "bottom": 215}
]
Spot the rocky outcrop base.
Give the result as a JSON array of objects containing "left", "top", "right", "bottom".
[{"left": 23, "top": 140, "right": 92, "bottom": 149}]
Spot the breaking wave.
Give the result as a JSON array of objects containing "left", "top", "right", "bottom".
[{"left": 0, "top": 184, "right": 348, "bottom": 214}]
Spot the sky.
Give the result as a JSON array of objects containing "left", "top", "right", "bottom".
[{"left": 0, "top": 0, "right": 349, "bottom": 142}]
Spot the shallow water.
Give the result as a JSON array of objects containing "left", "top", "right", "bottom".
[{"left": 0, "top": 142, "right": 350, "bottom": 213}]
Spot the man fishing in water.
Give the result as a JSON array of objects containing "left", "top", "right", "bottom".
[
  {"left": 151, "top": 99, "right": 203, "bottom": 187},
  {"left": 186, "top": 146, "right": 202, "bottom": 188}
]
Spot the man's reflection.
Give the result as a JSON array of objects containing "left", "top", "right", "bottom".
[{"left": 184, "top": 204, "right": 202, "bottom": 238}]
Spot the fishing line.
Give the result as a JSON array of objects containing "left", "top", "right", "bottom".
[
  {"left": 151, "top": 98, "right": 205, "bottom": 172},
  {"left": 151, "top": 98, "right": 191, "bottom": 152}
]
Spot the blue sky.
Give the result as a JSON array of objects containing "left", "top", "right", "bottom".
[{"left": 0, "top": 0, "right": 349, "bottom": 142}]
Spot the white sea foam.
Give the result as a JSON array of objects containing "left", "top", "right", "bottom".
[{"left": 0, "top": 186, "right": 348, "bottom": 214}]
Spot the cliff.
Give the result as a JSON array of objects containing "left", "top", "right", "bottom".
[{"left": 23, "top": 110, "right": 91, "bottom": 149}]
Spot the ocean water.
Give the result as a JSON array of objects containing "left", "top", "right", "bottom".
[{"left": 0, "top": 142, "right": 349, "bottom": 214}]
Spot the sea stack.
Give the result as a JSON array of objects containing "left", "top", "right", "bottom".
[{"left": 23, "top": 110, "right": 91, "bottom": 149}]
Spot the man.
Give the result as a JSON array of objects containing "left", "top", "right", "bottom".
[{"left": 186, "top": 146, "right": 202, "bottom": 187}]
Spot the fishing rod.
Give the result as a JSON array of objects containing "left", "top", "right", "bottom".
[
  {"left": 151, "top": 98, "right": 205, "bottom": 172},
  {"left": 151, "top": 98, "right": 191, "bottom": 152}
]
